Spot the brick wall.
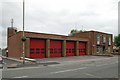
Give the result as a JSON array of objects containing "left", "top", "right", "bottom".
[
  {"left": 73, "top": 31, "right": 113, "bottom": 55},
  {"left": 8, "top": 31, "right": 89, "bottom": 58}
]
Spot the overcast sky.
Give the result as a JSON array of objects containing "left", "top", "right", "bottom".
[{"left": 1, "top": 0, "right": 119, "bottom": 48}]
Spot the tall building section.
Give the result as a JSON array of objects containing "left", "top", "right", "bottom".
[{"left": 73, "top": 31, "right": 113, "bottom": 55}]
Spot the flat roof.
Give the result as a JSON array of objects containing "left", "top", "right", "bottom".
[
  {"left": 79, "top": 30, "right": 113, "bottom": 35},
  {"left": 18, "top": 31, "right": 89, "bottom": 41}
]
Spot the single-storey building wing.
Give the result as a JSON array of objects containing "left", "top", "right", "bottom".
[{"left": 7, "top": 27, "right": 89, "bottom": 59}]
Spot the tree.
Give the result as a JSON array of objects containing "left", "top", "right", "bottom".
[
  {"left": 114, "top": 34, "right": 120, "bottom": 47},
  {"left": 68, "top": 29, "right": 85, "bottom": 36}
]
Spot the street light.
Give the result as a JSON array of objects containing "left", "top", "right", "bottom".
[{"left": 22, "top": 0, "right": 25, "bottom": 64}]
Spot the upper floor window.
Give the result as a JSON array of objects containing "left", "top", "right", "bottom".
[
  {"left": 108, "top": 35, "right": 111, "bottom": 45},
  {"left": 103, "top": 35, "right": 106, "bottom": 43},
  {"left": 96, "top": 34, "right": 100, "bottom": 45}
]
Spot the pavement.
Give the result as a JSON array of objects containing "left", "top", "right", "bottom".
[
  {"left": 2, "top": 57, "right": 60, "bottom": 69},
  {"left": 2, "top": 55, "right": 119, "bottom": 69},
  {"left": 2, "top": 55, "right": 119, "bottom": 79}
]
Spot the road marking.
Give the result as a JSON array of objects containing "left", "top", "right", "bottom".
[
  {"left": 48, "top": 57, "right": 115, "bottom": 67},
  {"left": 13, "top": 76, "right": 28, "bottom": 78},
  {"left": 66, "top": 57, "right": 112, "bottom": 63},
  {"left": 51, "top": 67, "right": 87, "bottom": 74},
  {"left": 85, "top": 73, "right": 99, "bottom": 78},
  {"left": 96, "top": 62, "right": 118, "bottom": 67},
  {"left": 51, "top": 62, "right": 118, "bottom": 74}
]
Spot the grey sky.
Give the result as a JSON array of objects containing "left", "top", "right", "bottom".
[{"left": 1, "top": 0, "right": 119, "bottom": 48}]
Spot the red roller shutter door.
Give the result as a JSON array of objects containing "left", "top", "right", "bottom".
[
  {"left": 66, "top": 41, "right": 75, "bottom": 56},
  {"left": 79, "top": 42, "right": 86, "bottom": 56},
  {"left": 30, "top": 39, "right": 45, "bottom": 58},
  {"left": 50, "top": 40, "right": 62, "bottom": 57}
]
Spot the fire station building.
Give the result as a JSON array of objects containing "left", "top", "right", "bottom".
[{"left": 7, "top": 27, "right": 113, "bottom": 59}]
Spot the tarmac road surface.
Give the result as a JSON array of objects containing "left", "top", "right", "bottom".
[{"left": 2, "top": 55, "right": 119, "bottom": 79}]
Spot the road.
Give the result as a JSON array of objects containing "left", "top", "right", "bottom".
[{"left": 2, "top": 56, "right": 119, "bottom": 79}]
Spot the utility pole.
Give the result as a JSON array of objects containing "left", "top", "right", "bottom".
[
  {"left": 22, "top": 0, "right": 25, "bottom": 64},
  {"left": 11, "top": 18, "right": 14, "bottom": 27}
]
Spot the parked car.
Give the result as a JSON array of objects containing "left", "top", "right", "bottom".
[{"left": 0, "top": 56, "right": 3, "bottom": 64}]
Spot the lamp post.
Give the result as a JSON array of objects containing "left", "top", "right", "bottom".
[{"left": 22, "top": 0, "right": 25, "bottom": 64}]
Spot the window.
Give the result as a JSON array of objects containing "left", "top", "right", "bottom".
[
  {"left": 66, "top": 48, "right": 68, "bottom": 53},
  {"left": 81, "top": 49, "right": 83, "bottom": 52},
  {"left": 80, "top": 49, "right": 82, "bottom": 52},
  {"left": 79, "top": 49, "right": 81, "bottom": 53},
  {"left": 108, "top": 47, "right": 110, "bottom": 53},
  {"left": 36, "top": 48, "right": 40, "bottom": 54},
  {"left": 50, "top": 48, "right": 53, "bottom": 53},
  {"left": 54, "top": 48, "right": 57, "bottom": 54},
  {"left": 103, "top": 36, "right": 106, "bottom": 43},
  {"left": 72, "top": 49, "right": 74, "bottom": 53},
  {"left": 30, "top": 48, "right": 34, "bottom": 54},
  {"left": 69, "top": 49, "right": 71, "bottom": 53},
  {"left": 108, "top": 35, "right": 111, "bottom": 45},
  {"left": 58, "top": 48, "right": 61, "bottom": 54},
  {"left": 96, "top": 34, "right": 100, "bottom": 45},
  {"left": 83, "top": 49, "right": 85, "bottom": 52},
  {"left": 41, "top": 48, "right": 45, "bottom": 54},
  {"left": 96, "top": 46, "right": 100, "bottom": 53}
]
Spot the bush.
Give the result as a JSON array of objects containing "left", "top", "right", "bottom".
[{"left": 21, "top": 36, "right": 27, "bottom": 41}]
